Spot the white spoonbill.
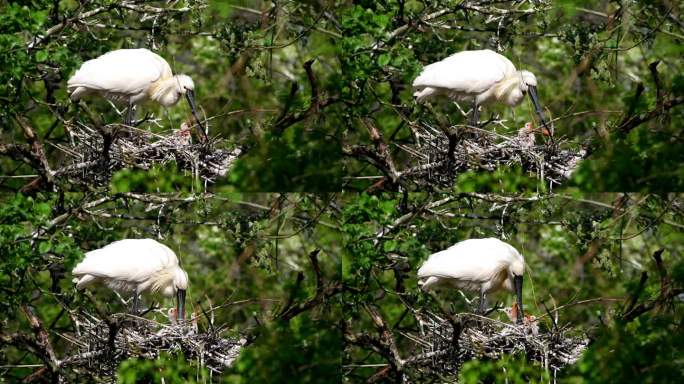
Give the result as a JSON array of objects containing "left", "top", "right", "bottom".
[
  {"left": 413, "top": 49, "right": 551, "bottom": 133},
  {"left": 72, "top": 238, "right": 189, "bottom": 320},
  {"left": 417, "top": 237, "right": 525, "bottom": 324},
  {"left": 67, "top": 48, "right": 207, "bottom": 140}
]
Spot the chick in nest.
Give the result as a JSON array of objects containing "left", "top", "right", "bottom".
[{"left": 502, "top": 302, "right": 539, "bottom": 336}]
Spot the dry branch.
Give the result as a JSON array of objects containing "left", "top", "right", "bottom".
[
  {"left": 344, "top": 304, "right": 588, "bottom": 381},
  {"left": 273, "top": 60, "right": 339, "bottom": 134},
  {"left": 347, "top": 120, "right": 585, "bottom": 191},
  {"left": 277, "top": 249, "right": 343, "bottom": 321},
  {"left": 360, "top": 118, "right": 399, "bottom": 184},
  {"left": 21, "top": 306, "right": 60, "bottom": 374},
  {"left": 412, "top": 311, "right": 588, "bottom": 376},
  {"left": 396, "top": 122, "right": 584, "bottom": 189},
  {"left": 55, "top": 121, "right": 242, "bottom": 187},
  {"left": 49, "top": 311, "right": 246, "bottom": 378},
  {"left": 617, "top": 96, "right": 684, "bottom": 135},
  {"left": 621, "top": 249, "right": 683, "bottom": 322},
  {"left": 14, "top": 116, "right": 55, "bottom": 186}
]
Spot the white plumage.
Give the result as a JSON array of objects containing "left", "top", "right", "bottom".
[
  {"left": 417, "top": 237, "right": 526, "bottom": 324},
  {"left": 68, "top": 49, "right": 173, "bottom": 104},
  {"left": 67, "top": 48, "right": 206, "bottom": 139},
  {"left": 414, "top": 50, "right": 516, "bottom": 104},
  {"left": 413, "top": 49, "right": 550, "bottom": 132},
  {"left": 72, "top": 238, "right": 189, "bottom": 320}
]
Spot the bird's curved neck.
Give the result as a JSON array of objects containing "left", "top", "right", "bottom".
[
  {"left": 495, "top": 75, "right": 521, "bottom": 101},
  {"left": 148, "top": 77, "right": 180, "bottom": 106},
  {"left": 498, "top": 262, "right": 516, "bottom": 291},
  {"left": 150, "top": 267, "right": 175, "bottom": 294}
]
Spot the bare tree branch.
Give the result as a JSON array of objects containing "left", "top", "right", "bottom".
[
  {"left": 360, "top": 118, "right": 399, "bottom": 184},
  {"left": 273, "top": 60, "right": 339, "bottom": 134},
  {"left": 277, "top": 249, "right": 342, "bottom": 321},
  {"left": 14, "top": 117, "right": 53, "bottom": 177}
]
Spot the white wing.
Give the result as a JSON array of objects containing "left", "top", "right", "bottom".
[
  {"left": 417, "top": 238, "right": 520, "bottom": 283},
  {"left": 67, "top": 49, "right": 171, "bottom": 95},
  {"left": 412, "top": 50, "right": 516, "bottom": 94},
  {"left": 72, "top": 239, "right": 178, "bottom": 283}
]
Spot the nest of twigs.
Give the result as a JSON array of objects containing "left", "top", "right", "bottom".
[
  {"left": 56, "top": 121, "right": 242, "bottom": 186},
  {"left": 413, "top": 310, "right": 588, "bottom": 376},
  {"left": 400, "top": 121, "right": 585, "bottom": 188},
  {"left": 68, "top": 311, "right": 246, "bottom": 378}
]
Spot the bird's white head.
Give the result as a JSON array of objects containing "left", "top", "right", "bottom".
[
  {"left": 173, "top": 266, "right": 189, "bottom": 290},
  {"left": 518, "top": 70, "right": 551, "bottom": 134},
  {"left": 174, "top": 74, "right": 195, "bottom": 94},
  {"left": 519, "top": 70, "right": 538, "bottom": 90},
  {"left": 499, "top": 70, "right": 538, "bottom": 107},
  {"left": 153, "top": 75, "right": 195, "bottom": 107},
  {"left": 510, "top": 259, "right": 524, "bottom": 277}
]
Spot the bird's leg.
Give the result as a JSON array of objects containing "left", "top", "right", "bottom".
[
  {"left": 125, "top": 101, "right": 134, "bottom": 126},
  {"left": 478, "top": 291, "right": 487, "bottom": 314},
  {"left": 132, "top": 294, "right": 139, "bottom": 315},
  {"left": 469, "top": 99, "right": 479, "bottom": 128}
]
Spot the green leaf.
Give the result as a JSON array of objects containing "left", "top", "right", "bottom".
[
  {"left": 38, "top": 241, "right": 51, "bottom": 254},
  {"left": 377, "top": 53, "right": 391, "bottom": 67},
  {"left": 35, "top": 50, "right": 48, "bottom": 62}
]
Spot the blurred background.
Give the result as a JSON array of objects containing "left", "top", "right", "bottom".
[
  {"left": 0, "top": 193, "right": 341, "bottom": 382},
  {"left": 338, "top": 0, "right": 684, "bottom": 192},
  {"left": 1, "top": 0, "right": 683, "bottom": 382},
  {"left": 0, "top": 0, "right": 343, "bottom": 192},
  {"left": 341, "top": 192, "right": 684, "bottom": 382}
]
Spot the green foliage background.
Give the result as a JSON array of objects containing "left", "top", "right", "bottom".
[
  {"left": 0, "top": 192, "right": 341, "bottom": 382},
  {"left": 0, "top": 0, "right": 343, "bottom": 193},
  {"left": 1, "top": 0, "right": 683, "bottom": 383},
  {"left": 341, "top": 192, "right": 683, "bottom": 382},
  {"left": 338, "top": 0, "right": 684, "bottom": 192}
]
